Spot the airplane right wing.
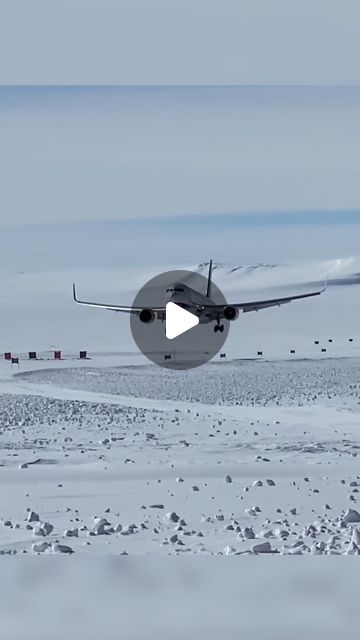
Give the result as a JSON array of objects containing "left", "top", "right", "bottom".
[
  {"left": 237, "top": 287, "right": 325, "bottom": 313},
  {"left": 208, "top": 285, "right": 326, "bottom": 316},
  {"left": 72, "top": 284, "right": 166, "bottom": 314}
]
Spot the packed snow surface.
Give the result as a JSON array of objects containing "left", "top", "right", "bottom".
[
  {"left": 0, "top": 354, "right": 359, "bottom": 557},
  {"left": 19, "top": 357, "right": 360, "bottom": 409}
]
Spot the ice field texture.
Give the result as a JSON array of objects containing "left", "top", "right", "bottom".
[{"left": 0, "top": 259, "right": 359, "bottom": 558}]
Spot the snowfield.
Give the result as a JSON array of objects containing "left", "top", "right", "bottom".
[
  {"left": 0, "top": 258, "right": 360, "bottom": 558},
  {"left": 0, "top": 257, "right": 360, "bottom": 635},
  {"left": 0, "top": 355, "right": 359, "bottom": 557},
  {"left": 18, "top": 357, "right": 360, "bottom": 408}
]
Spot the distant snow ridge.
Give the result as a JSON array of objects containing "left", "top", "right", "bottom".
[{"left": 195, "top": 257, "right": 360, "bottom": 291}]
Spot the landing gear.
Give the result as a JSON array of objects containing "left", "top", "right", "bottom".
[{"left": 214, "top": 323, "right": 224, "bottom": 333}]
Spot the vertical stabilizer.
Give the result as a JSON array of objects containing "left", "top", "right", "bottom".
[{"left": 206, "top": 259, "right": 213, "bottom": 298}]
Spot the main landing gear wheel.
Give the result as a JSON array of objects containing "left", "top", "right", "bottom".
[{"left": 214, "top": 324, "right": 224, "bottom": 333}]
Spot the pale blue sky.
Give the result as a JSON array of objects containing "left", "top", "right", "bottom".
[
  {"left": 1, "top": 86, "right": 360, "bottom": 226},
  {"left": 1, "top": 1, "right": 360, "bottom": 84},
  {"left": 0, "top": 217, "right": 359, "bottom": 271},
  {"left": 0, "top": 86, "right": 359, "bottom": 270}
]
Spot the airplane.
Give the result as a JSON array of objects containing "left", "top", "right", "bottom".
[{"left": 73, "top": 260, "right": 326, "bottom": 334}]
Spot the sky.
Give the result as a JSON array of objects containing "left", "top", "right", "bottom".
[
  {"left": 1, "top": 86, "right": 360, "bottom": 224},
  {"left": 1, "top": 1, "right": 360, "bottom": 84},
  {"left": 0, "top": 3, "right": 359, "bottom": 349},
  {"left": 0, "top": 85, "right": 360, "bottom": 268},
  {"left": 0, "top": 217, "right": 360, "bottom": 272}
]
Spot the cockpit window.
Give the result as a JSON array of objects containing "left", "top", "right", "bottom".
[
  {"left": 174, "top": 287, "right": 184, "bottom": 292},
  {"left": 166, "top": 287, "right": 184, "bottom": 292}
]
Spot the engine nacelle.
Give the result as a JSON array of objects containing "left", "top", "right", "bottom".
[
  {"left": 138, "top": 308, "right": 155, "bottom": 324},
  {"left": 223, "top": 306, "right": 239, "bottom": 321}
]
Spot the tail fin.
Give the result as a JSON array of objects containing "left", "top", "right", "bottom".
[{"left": 206, "top": 259, "right": 213, "bottom": 298}]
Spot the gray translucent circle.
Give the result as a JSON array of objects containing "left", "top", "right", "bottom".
[{"left": 130, "top": 270, "right": 229, "bottom": 370}]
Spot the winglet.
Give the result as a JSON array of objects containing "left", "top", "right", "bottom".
[
  {"left": 73, "top": 283, "right": 78, "bottom": 303},
  {"left": 321, "top": 274, "right": 330, "bottom": 294}
]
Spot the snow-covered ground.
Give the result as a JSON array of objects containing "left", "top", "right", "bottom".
[
  {"left": 0, "top": 257, "right": 360, "bottom": 636},
  {"left": 0, "top": 355, "right": 359, "bottom": 557},
  {"left": 0, "top": 258, "right": 359, "bottom": 559}
]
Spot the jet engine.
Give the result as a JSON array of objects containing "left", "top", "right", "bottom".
[
  {"left": 138, "top": 308, "right": 155, "bottom": 324},
  {"left": 223, "top": 306, "right": 239, "bottom": 321}
]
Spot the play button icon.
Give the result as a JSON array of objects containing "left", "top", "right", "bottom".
[
  {"left": 130, "top": 269, "right": 229, "bottom": 370},
  {"left": 165, "top": 302, "right": 199, "bottom": 340}
]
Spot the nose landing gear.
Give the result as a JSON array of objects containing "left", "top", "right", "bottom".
[{"left": 214, "top": 323, "right": 224, "bottom": 333}]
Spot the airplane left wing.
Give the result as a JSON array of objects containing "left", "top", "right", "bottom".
[{"left": 72, "top": 284, "right": 166, "bottom": 314}]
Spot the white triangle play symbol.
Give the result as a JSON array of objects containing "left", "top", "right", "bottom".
[{"left": 165, "top": 302, "right": 199, "bottom": 340}]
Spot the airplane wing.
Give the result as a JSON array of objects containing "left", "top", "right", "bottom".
[
  {"left": 207, "top": 285, "right": 326, "bottom": 315},
  {"left": 72, "top": 284, "right": 166, "bottom": 314}
]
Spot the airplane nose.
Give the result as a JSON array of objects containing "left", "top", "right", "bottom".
[{"left": 170, "top": 295, "right": 189, "bottom": 309}]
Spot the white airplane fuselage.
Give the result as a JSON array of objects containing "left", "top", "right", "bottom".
[{"left": 167, "top": 282, "right": 216, "bottom": 324}]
